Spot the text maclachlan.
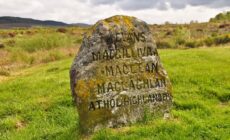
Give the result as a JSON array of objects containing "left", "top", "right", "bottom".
[{"left": 97, "top": 78, "right": 166, "bottom": 94}]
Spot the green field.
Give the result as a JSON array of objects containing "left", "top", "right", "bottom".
[{"left": 0, "top": 47, "right": 230, "bottom": 140}]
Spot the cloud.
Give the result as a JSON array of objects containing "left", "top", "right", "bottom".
[
  {"left": 88, "top": 0, "right": 230, "bottom": 10},
  {"left": 118, "top": 0, "right": 169, "bottom": 10},
  {"left": 89, "top": 0, "right": 118, "bottom": 5},
  {"left": 0, "top": 0, "right": 229, "bottom": 24},
  {"left": 89, "top": 0, "right": 169, "bottom": 10}
]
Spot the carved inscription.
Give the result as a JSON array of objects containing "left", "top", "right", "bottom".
[{"left": 87, "top": 31, "right": 170, "bottom": 111}]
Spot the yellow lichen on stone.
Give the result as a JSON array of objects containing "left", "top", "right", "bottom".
[
  {"left": 75, "top": 80, "right": 90, "bottom": 99},
  {"left": 75, "top": 77, "right": 107, "bottom": 99},
  {"left": 85, "top": 15, "right": 137, "bottom": 38},
  {"left": 123, "top": 16, "right": 134, "bottom": 29},
  {"left": 104, "top": 15, "right": 135, "bottom": 30}
]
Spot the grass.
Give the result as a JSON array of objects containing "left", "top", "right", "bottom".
[
  {"left": 0, "top": 27, "right": 84, "bottom": 71},
  {"left": 14, "top": 33, "right": 74, "bottom": 52},
  {"left": 151, "top": 21, "right": 230, "bottom": 49},
  {"left": 0, "top": 47, "right": 230, "bottom": 140}
]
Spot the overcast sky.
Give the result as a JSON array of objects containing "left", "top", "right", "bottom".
[{"left": 0, "top": 0, "right": 229, "bottom": 24}]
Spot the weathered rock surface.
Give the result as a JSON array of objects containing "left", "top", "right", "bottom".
[{"left": 70, "top": 15, "right": 172, "bottom": 134}]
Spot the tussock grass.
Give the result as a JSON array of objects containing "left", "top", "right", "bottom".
[
  {"left": 0, "top": 27, "right": 83, "bottom": 71},
  {"left": 152, "top": 22, "right": 230, "bottom": 49},
  {"left": 15, "top": 33, "right": 74, "bottom": 52}
]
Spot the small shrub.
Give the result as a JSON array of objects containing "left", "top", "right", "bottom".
[
  {"left": 8, "top": 32, "right": 16, "bottom": 38},
  {"left": 185, "top": 41, "right": 197, "bottom": 48},
  {"left": 25, "top": 31, "right": 34, "bottom": 35},
  {"left": 211, "top": 32, "right": 218, "bottom": 37},
  {"left": 173, "top": 27, "right": 191, "bottom": 46},
  {"left": 185, "top": 40, "right": 204, "bottom": 48},
  {"left": 204, "top": 37, "right": 215, "bottom": 46},
  {"left": 41, "top": 51, "right": 64, "bottom": 63},
  {"left": 219, "top": 24, "right": 230, "bottom": 28},
  {"left": 156, "top": 40, "right": 174, "bottom": 49},
  {"left": 214, "top": 35, "right": 230, "bottom": 45},
  {"left": 28, "top": 56, "right": 35, "bottom": 64},
  {"left": 0, "top": 43, "right": 4, "bottom": 49},
  {"left": 6, "top": 40, "right": 15, "bottom": 47},
  {"left": 165, "top": 31, "right": 173, "bottom": 36},
  {"left": 0, "top": 69, "right": 10, "bottom": 76},
  {"left": 57, "top": 28, "right": 67, "bottom": 33},
  {"left": 177, "top": 39, "right": 186, "bottom": 45},
  {"left": 204, "top": 35, "right": 230, "bottom": 46},
  {"left": 196, "top": 28, "right": 203, "bottom": 32}
]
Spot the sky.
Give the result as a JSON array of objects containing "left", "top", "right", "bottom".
[{"left": 0, "top": 0, "right": 229, "bottom": 24}]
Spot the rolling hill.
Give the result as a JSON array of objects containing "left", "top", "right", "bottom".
[{"left": 0, "top": 16, "right": 90, "bottom": 28}]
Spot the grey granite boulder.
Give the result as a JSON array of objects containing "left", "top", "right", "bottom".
[{"left": 70, "top": 15, "right": 172, "bottom": 134}]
